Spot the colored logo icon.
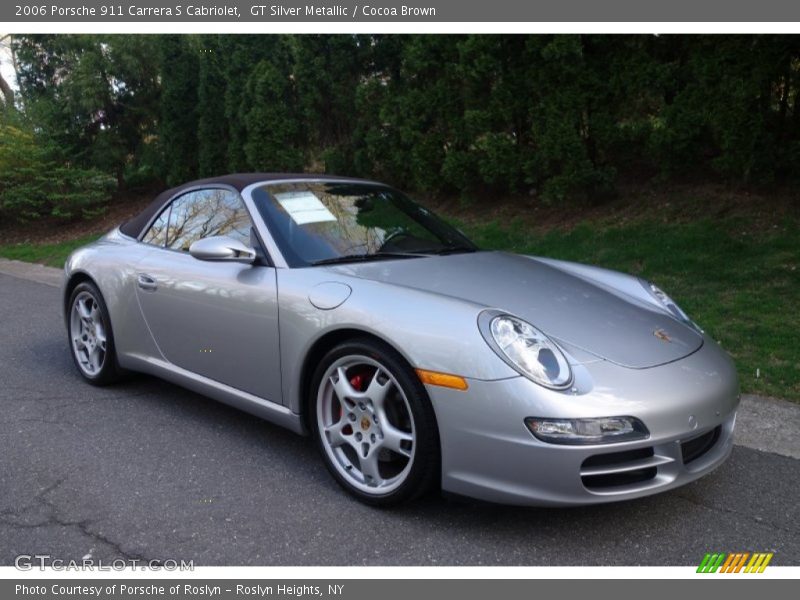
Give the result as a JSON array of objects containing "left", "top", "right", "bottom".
[{"left": 697, "top": 552, "right": 773, "bottom": 573}]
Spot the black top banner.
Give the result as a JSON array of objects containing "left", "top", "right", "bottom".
[{"left": 6, "top": 0, "right": 800, "bottom": 22}]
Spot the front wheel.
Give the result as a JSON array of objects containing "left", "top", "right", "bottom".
[{"left": 310, "top": 339, "right": 440, "bottom": 506}]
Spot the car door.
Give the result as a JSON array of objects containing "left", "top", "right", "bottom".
[{"left": 134, "top": 187, "right": 282, "bottom": 403}]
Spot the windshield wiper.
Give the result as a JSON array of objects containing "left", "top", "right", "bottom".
[
  {"left": 413, "top": 245, "right": 477, "bottom": 255},
  {"left": 310, "top": 252, "right": 425, "bottom": 266}
]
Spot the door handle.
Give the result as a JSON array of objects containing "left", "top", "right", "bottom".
[{"left": 137, "top": 273, "right": 158, "bottom": 291}]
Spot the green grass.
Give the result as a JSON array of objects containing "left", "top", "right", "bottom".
[
  {"left": 458, "top": 217, "right": 800, "bottom": 402},
  {"left": 2, "top": 218, "right": 798, "bottom": 401},
  {"left": 0, "top": 234, "right": 101, "bottom": 268}
]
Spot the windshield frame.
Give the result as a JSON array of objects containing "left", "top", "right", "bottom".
[{"left": 244, "top": 178, "right": 478, "bottom": 268}]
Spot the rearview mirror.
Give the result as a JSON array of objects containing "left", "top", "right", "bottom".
[{"left": 189, "top": 236, "right": 256, "bottom": 264}]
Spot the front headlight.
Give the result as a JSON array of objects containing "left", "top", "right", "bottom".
[
  {"left": 641, "top": 280, "right": 703, "bottom": 333},
  {"left": 483, "top": 314, "right": 573, "bottom": 389}
]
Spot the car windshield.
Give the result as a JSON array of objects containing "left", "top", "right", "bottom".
[{"left": 251, "top": 181, "right": 478, "bottom": 267}]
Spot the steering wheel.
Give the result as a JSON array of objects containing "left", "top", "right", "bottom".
[{"left": 381, "top": 228, "right": 413, "bottom": 248}]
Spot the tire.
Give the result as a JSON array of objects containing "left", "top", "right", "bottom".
[
  {"left": 66, "top": 281, "right": 125, "bottom": 386},
  {"left": 309, "top": 338, "right": 440, "bottom": 506}
]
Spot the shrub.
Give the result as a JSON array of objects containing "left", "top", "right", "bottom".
[{"left": 0, "top": 124, "right": 115, "bottom": 222}]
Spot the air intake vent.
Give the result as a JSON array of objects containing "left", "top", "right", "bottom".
[
  {"left": 581, "top": 446, "right": 667, "bottom": 490},
  {"left": 681, "top": 426, "right": 721, "bottom": 465}
]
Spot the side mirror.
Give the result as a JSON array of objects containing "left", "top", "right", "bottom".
[{"left": 189, "top": 236, "right": 256, "bottom": 264}]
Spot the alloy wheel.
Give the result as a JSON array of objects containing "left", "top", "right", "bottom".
[
  {"left": 69, "top": 291, "right": 107, "bottom": 376},
  {"left": 316, "top": 355, "right": 416, "bottom": 495}
]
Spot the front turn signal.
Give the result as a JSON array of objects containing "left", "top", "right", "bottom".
[{"left": 416, "top": 369, "right": 469, "bottom": 391}]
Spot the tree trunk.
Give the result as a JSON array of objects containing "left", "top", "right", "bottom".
[{"left": 0, "top": 72, "right": 14, "bottom": 109}]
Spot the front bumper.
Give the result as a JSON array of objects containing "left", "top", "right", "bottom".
[{"left": 428, "top": 337, "right": 739, "bottom": 506}]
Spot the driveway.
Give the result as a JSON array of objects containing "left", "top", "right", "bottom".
[{"left": 0, "top": 265, "right": 798, "bottom": 566}]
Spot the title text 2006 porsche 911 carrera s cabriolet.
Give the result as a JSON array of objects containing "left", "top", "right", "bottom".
[{"left": 63, "top": 174, "right": 739, "bottom": 506}]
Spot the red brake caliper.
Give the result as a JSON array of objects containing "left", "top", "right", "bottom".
[
  {"left": 350, "top": 373, "right": 365, "bottom": 392},
  {"left": 340, "top": 371, "right": 368, "bottom": 421}
]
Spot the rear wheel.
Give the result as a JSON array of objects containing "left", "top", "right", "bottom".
[
  {"left": 67, "top": 282, "right": 124, "bottom": 385},
  {"left": 310, "top": 339, "right": 440, "bottom": 506}
]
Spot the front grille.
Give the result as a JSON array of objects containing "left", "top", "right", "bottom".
[
  {"left": 681, "top": 426, "right": 721, "bottom": 464},
  {"left": 581, "top": 446, "right": 660, "bottom": 490}
]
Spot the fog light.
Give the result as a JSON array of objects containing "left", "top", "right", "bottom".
[{"left": 525, "top": 416, "right": 649, "bottom": 445}]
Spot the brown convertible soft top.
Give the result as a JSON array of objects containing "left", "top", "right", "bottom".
[{"left": 118, "top": 173, "right": 371, "bottom": 239}]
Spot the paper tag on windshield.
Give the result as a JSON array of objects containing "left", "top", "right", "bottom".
[{"left": 275, "top": 191, "right": 337, "bottom": 225}]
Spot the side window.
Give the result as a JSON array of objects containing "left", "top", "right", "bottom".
[
  {"left": 166, "top": 189, "right": 253, "bottom": 252},
  {"left": 141, "top": 207, "right": 170, "bottom": 247}
]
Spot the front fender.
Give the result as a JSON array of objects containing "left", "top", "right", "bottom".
[{"left": 276, "top": 268, "right": 519, "bottom": 414}]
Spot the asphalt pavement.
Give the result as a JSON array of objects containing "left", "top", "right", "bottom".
[{"left": 1, "top": 269, "right": 798, "bottom": 566}]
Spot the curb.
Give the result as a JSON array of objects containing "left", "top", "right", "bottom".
[
  {"left": 1, "top": 258, "right": 798, "bottom": 460},
  {"left": 736, "top": 394, "right": 800, "bottom": 460},
  {"left": 0, "top": 258, "right": 62, "bottom": 288}
]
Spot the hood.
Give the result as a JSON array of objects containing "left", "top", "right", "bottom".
[{"left": 328, "top": 251, "right": 703, "bottom": 369}]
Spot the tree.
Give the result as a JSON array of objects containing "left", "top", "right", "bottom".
[
  {"left": 158, "top": 35, "right": 199, "bottom": 185},
  {"left": 0, "top": 36, "right": 15, "bottom": 112},
  {"left": 0, "top": 123, "right": 114, "bottom": 222},
  {"left": 293, "top": 35, "right": 367, "bottom": 172},
  {"left": 243, "top": 55, "right": 303, "bottom": 172},
  {"left": 218, "top": 36, "right": 276, "bottom": 172},
  {"left": 196, "top": 35, "right": 229, "bottom": 177},
  {"left": 13, "top": 34, "right": 160, "bottom": 187}
]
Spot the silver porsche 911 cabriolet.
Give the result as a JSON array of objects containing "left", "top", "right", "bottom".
[{"left": 63, "top": 173, "right": 739, "bottom": 506}]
